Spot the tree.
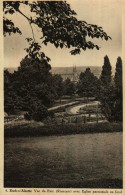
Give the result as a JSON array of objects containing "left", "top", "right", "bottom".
[
  {"left": 4, "top": 58, "right": 68, "bottom": 116},
  {"left": 98, "top": 56, "right": 113, "bottom": 121},
  {"left": 97, "top": 56, "right": 123, "bottom": 122},
  {"left": 114, "top": 57, "right": 123, "bottom": 121},
  {"left": 97, "top": 84, "right": 116, "bottom": 122},
  {"left": 77, "top": 68, "right": 98, "bottom": 98},
  {"left": 25, "top": 100, "right": 49, "bottom": 122},
  {"left": 63, "top": 78, "right": 76, "bottom": 96},
  {"left": 114, "top": 57, "right": 122, "bottom": 90},
  {"left": 3, "top": 1, "right": 111, "bottom": 62},
  {"left": 4, "top": 57, "right": 54, "bottom": 114},
  {"left": 16, "top": 57, "right": 59, "bottom": 107},
  {"left": 52, "top": 74, "right": 64, "bottom": 98},
  {"left": 100, "top": 55, "right": 112, "bottom": 86},
  {"left": 4, "top": 69, "right": 23, "bottom": 114}
]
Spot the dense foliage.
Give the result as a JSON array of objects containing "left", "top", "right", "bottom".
[
  {"left": 63, "top": 78, "right": 76, "bottom": 96},
  {"left": 4, "top": 1, "right": 111, "bottom": 59},
  {"left": 114, "top": 57, "right": 122, "bottom": 121},
  {"left": 5, "top": 56, "right": 123, "bottom": 122},
  {"left": 77, "top": 68, "right": 98, "bottom": 98},
  {"left": 98, "top": 56, "right": 122, "bottom": 122},
  {"left": 100, "top": 55, "right": 112, "bottom": 85},
  {"left": 4, "top": 57, "right": 63, "bottom": 116},
  {"left": 5, "top": 57, "right": 77, "bottom": 117},
  {"left": 4, "top": 1, "right": 112, "bottom": 121}
]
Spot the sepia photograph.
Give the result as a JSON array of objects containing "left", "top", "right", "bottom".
[{"left": 3, "top": 0, "right": 123, "bottom": 190}]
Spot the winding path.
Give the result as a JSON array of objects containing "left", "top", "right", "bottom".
[
  {"left": 48, "top": 101, "right": 79, "bottom": 111},
  {"left": 66, "top": 101, "right": 99, "bottom": 114}
]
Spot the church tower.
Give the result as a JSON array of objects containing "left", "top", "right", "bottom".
[{"left": 73, "top": 65, "right": 78, "bottom": 83}]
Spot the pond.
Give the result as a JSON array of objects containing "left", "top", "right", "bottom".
[{"left": 4, "top": 132, "right": 122, "bottom": 188}]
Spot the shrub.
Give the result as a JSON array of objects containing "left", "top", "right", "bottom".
[
  {"left": 24, "top": 112, "right": 31, "bottom": 120},
  {"left": 25, "top": 102, "right": 49, "bottom": 122}
]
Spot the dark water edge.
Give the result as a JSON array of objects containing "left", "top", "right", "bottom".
[{"left": 4, "top": 122, "right": 122, "bottom": 137}]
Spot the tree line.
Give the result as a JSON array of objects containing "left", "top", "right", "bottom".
[
  {"left": 4, "top": 55, "right": 122, "bottom": 123},
  {"left": 99, "top": 56, "right": 122, "bottom": 122},
  {"left": 4, "top": 57, "right": 76, "bottom": 121},
  {"left": 77, "top": 55, "right": 122, "bottom": 122},
  {"left": 4, "top": 1, "right": 117, "bottom": 122}
]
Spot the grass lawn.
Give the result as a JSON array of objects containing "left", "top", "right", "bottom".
[{"left": 4, "top": 132, "right": 122, "bottom": 188}]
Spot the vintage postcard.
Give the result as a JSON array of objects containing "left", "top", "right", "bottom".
[{"left": 0, "top": 0, "right": 125, "bottom": 194}]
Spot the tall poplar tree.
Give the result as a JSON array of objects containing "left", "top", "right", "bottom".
[
  {"left": 114, "top": 57, "right": 123, "bottom": 121},
  {"left": 98, "top": 56, "right": 114, "bottom": 121},
  {"left": 100, "top": 55, "right": 112, "bottom": 86},
  {"left": 114, "top": 57, "right": 122, "bottom": 90},
  {"left": 98, "top": 56, "right": 123, "bottom": 122}
]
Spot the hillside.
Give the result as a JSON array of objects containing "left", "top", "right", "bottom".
[
  {"left": 51, "top": 66, "right": 102, "bottom": 78},
  {"left": 5, "top": 66, "right": 115, "bottom": 78}
]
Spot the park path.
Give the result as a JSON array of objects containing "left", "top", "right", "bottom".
[
  {"left": 48, "top": 101, "right": 79, "bottom": 111},
  {"left": 66, "top": 101, "right": 99, "bottom": 114}
]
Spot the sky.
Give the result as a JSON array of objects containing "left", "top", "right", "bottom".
[{"left": 4, "top": 0, "right": 123, "bottom": 68}]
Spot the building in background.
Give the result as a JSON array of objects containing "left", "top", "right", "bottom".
[{"left": 55, "top": 66, "right": 79, "bottom": 83}]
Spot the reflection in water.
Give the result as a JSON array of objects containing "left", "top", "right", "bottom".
[{"left": 5, "top": 132, "right": 122, "bottom": 187}]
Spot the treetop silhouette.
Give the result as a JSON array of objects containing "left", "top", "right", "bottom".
[{"left": 3, "top": 1, "right": 111, "bottom": 62}]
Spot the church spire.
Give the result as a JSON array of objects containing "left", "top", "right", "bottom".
[{"left": 74, "top": 65, "right": 77, "bottom": 72}]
